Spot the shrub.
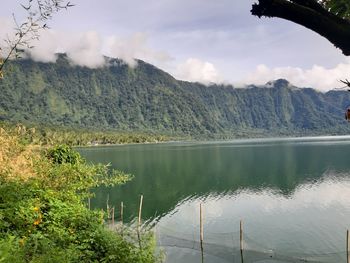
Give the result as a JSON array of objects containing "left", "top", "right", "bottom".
[
  {"left": 0, "top": 133, "right": 161, "bottom": 263},
  {"left": 46, "top": 144, "right": 83, "bottom": 165}
]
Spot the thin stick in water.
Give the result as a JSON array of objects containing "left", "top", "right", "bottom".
[
  {"left": 137, "top": 195, "right": 143, "bottom": 250},
  {"left": 347, "top": 229, "right": 349, "bottom": 263},
  {"left": 240, "top": 220, "right": 244, "bottom": 263},
  {"left": 200, "top": 203, "right": 204, "bottom": 243},
  {"left": 120, "top": 201, "right": 124, "bottom": 224},
  {"left": 138, "top": 195, "right": 143, "bottom": 228},
  {"left": 106, "top": 194, "right": 110, "bottom": 220},
  {"left": 200, "top": 203, "right": 204, "bottom": 263},
  {"left": 120, "top": 201, "right": 124, "bottom": 237},
  {"left": 112, "top": 207, "right": 115, "bottom": 226}
]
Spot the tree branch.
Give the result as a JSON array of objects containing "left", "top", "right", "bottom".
[
  {"left": 251, "top": 0, "right": 350, "bottom": 56},
  {"left": 0, "top": 0, "right": 74, "bottom": 79}
]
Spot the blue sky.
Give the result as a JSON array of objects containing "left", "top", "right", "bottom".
[{"left": 1, "top": 0, "right": 349, "bottom": 90}]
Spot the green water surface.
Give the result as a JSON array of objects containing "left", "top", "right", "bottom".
[{"left": 79, "top": 136, "right": 350, "bottom": 262}]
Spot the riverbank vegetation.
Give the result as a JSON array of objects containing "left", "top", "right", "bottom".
[
  {"left": 0, "top": 122, "right": 170, "bottom": 146},
  {"left": 0, "top": 126, "right": 162, "bottom": 262}
]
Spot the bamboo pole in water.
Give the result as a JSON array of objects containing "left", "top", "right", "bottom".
[
  {"left": 240, "top": 220, "right": 244, "bottom": 263},
  {"left": 138, "top": 195, "right": 143, "bottom": 228},
  {"left": 138, "top": 195, "right": 143, "bottom": 249},
  {"left": 120, "top": 202, "right": 124, "bottom": 224},
  {"left": 120, "top": 201, "right": 124, "bottom": 237},
  {"left": 200, "top": 203, "right": 204, "bottom": 243},
  {"left": 106, "top": 194, "right": 110, "bottom": 220},
  {"left": 347, "top": 230, "right": 349, "bottom": 263},
  {"left": 112, "top": 207, "right": 115, "bottom": 226},
  {"left": 200, "top": 203, "right": 204, "bottom": 263}
]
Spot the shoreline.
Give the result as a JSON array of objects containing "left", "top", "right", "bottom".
[{"left": 74, "top": 134, "right": 350, "bottom": 149}]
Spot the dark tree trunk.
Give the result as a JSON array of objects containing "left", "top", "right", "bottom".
[{"left": 251, "top": 0, "right": 350, "bottom": 56}]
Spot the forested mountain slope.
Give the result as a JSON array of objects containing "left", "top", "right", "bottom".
[{"left": 1, "top": 54, "right": 350, "bottom": 137}]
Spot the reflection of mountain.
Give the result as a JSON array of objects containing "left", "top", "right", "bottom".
[
  {"left": 1, "top": 55, "right": 350, "bottom": 136},
  {"left": 81, "top": 138, "right": 350, "bottom": 222}
]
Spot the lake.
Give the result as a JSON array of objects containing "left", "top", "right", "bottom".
[{"left": 79, "top": 136, "right": 350, "bottom": 263}]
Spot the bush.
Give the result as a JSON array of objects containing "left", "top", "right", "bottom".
[
  {"left": 46, "top": 144, "right": 83, "bottom": 165},
  {"left": 0, "top": 133, "right": 161, "bottom": 262}
]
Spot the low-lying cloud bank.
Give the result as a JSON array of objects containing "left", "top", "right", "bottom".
[
  {"left": 0, "top": 18, "right": 222, "bottom": 85},
  {"left": 1, "top": 17, "right": 349, "bottom": 91},
  {"left": 242, "top": 62, "right": 350, "bottom": 92},
  {"left": 176, "top": 58, "right": 222, "bottom": 85},
  {"left": 0, "top": 18, "right": 172, "bottom": 69},
  {"left": 27, "top": 30, "right": 173, "bottom": 69}
]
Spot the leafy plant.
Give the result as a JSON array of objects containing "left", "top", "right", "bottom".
[
  {"left": 0, "top": 130, "right": 161, "bottom": 262},
  {"left": 46, "top": 144, "right": 83, "bottom": 164}
]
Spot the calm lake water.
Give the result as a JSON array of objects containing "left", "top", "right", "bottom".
[{"left": 79, "top": 136, "right": 350, "bottom": 263}]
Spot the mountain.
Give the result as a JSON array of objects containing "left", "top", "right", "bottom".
[{"left": 1, "top": 54, "right": 350, "bottom": 137}]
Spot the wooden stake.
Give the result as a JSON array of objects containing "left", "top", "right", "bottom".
[
  {"left": 240, "top": 220, "right": 244, "bottom": 263},
  {"left": 88, "top": 197, "right": 91, "bottom": 210},
  {"left": 112, "top": 207, "right": 115, "bottom": 226},
  {"left": 240, "top": 220, "right": 243, "bottom": 251},
  {"left": 120, "top": 202, "right": 124, "bottom": 224},
  {"left": 347, "top": 230, "right": 350, "bottom": 263},
  {"left": 138, "top": 195, "right": 143, "bottom": 250},
  {"left": 200, "top": 203, "right": 204, "bottom": 263},
  {"left": 106, "top": 194, "right": 110, "bottom": 220},
  {"left": 120, "top": 201, "right": 124, "bottom": 237},
  {"left": 138, "top": 195, "right": 143, "bottom": 228},
  {"left": 200, "top": 203, "right": 204, "bottom": 243}
]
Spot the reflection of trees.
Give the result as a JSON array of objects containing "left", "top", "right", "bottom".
[{"left": 83, "top": 142, "right": 350, "bottom": 221}]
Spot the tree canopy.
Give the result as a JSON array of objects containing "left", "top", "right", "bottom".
[{"left": 251, "top": 0, "right": 350, "bottom": 56}]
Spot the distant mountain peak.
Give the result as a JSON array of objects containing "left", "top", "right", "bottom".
[{"left": 265, "top": 79, "right": 291, "bottom": 89}]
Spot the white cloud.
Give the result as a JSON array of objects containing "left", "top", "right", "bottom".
[
  {"left": 0, "top": 18, "right": 171, "bottom": 69},
  {"left": 65, "top": 31, "right": 106, "bottom": 68},
  {"left": 176, "top": 58, "right": 222, "bottom": 85},
  {"left": 28, "top": 30, "right": 60, "bottom": 63},
  {"left": 27, "top": 30, "right": 105, "bottom": 68},
  {"left": 105, "top": 32, "right": 172, "bottom": 68},
  {"left": 242, "top": 61, "right": 350, "bottom": 91}
]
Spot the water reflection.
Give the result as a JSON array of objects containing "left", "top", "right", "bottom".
[
  {"left": 78, "top": 137, "right": 350, "bottom": 262},
  {"left": 79, "top": 137, "right": 350, "bottom": 222},
  {"left": 157, "top": 175, "right": 350, "bottom": 263}
]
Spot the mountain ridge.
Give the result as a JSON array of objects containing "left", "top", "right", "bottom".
[{"left": 1, "top": 54, "right": 350, "bottom": 137}]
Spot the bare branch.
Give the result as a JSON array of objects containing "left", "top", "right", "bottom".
[
  {"left": 340, "top": 79, "right": 350, "bottom": 88},
  {"left": 0, "top": 0, "right": 74, "bottom": 78}
]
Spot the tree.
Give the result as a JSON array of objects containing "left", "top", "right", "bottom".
[
  {"left": 0, "top": 0, "right": 74, "bottom": 79},
  {"left": 251, "top": 0, "right": 350, "bottom": 56}
]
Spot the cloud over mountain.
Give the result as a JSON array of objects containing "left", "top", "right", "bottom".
[
  {"left": 176, "top": 58, "right": 222, "bottom": 84},
  {"left": 242, "top": 61, "right": 350, "bottom": 91}
]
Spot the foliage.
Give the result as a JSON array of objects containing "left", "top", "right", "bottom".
[
  {"left": 0, "top": 131, "right": 161, "bottom": 262},
  {"left": 47, "top": 144, "right": 83, "bottom": 164},
  {"left": 320, "top": 0, "right": 350, "bottom": 19},
  {"left": 1, "top": 57, "right": 350, "bottom": 138}
]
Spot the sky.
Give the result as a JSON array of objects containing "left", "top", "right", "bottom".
[{"left": 1, "top": 0, "right": 349, "bottom": 91}]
